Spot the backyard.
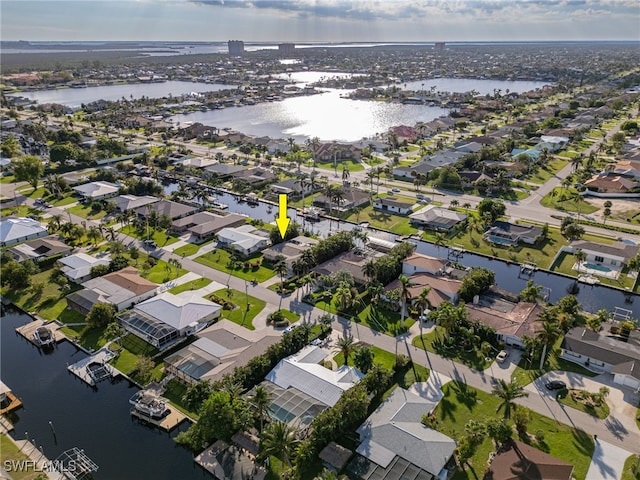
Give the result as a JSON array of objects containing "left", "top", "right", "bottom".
[
  {"left": 550, "top": 251, "right": 637, "bottom": 291},
  {"left": 195, "top": 249, "right": 276, "bottom": 282},
  {"left": 434, "top": 381, "right": 594, "bottom": 480}
]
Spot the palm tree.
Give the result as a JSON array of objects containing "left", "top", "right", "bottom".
[
  {"left": 313, "top": 470, "right": 348, "bottom": 480},
  {"left": 520, "top": 280, "right": 543, "bottom": 303},
  {"left": 259, "top": 421, "right": 300, "bottom": 469},
  {"left": 322, "top": 184, "right": 338, "bottom": 217},
  {"left": 492, "top": 379, "right": 529, "bottom": 421},
  {"left": 337, "top": 334, "right": 355, "bottom": 366},
  {"left": 362, "top": 259, "right": 377, "bottom": 282},
  {"left": 87, "top": 225, "right": 102, "bottom": 247},
  {"left": 274, "top": 259, "right": 288, "bottom": 292},
  {"left": 398, "top": 274, "right": 412, "bottom": 324},
  {"left": 433, "top": 232, "right": 446, "bottom": 256},
  {"left": 414, "top": 287, "right": 432, "bottom": 318},
  {"left": 48, "top": 213, "right": 63, "bottom": 232},
  {"left": 574, "top": 249, "right": 586, "bottom": 267},
  {"left": 536, "top": 319, "right": 561, "bottom": 370},
  {"left": 341, "top": 164, "right": 350, "bottom": 184},
  {"left": 331, "top": 187, "right": 345, "bottom": 214},
  {"left": 250, "top": 385, "right": 273, "bottom": 432},
  {"left": 571, "top": 153, "right": 583, "bottom": 172}
]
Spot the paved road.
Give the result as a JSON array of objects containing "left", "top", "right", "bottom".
[{"left": 585, "top": 440, "right": 633, "bottom": 480}]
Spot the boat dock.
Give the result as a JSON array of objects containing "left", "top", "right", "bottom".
[
  {"left": 67, "top": 349, "right": 117, "bottom": 386},
  {"left": 0, "top": 380, "right": 23, "bottom": 417},
  {"left": 15, "top": 319, "right": 65, "bottom": 347},
  {"left": 130, "top": 405, "right": 187, "bottom": 431}
]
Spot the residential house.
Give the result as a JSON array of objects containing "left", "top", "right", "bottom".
[
  {"left": 269, "top": 178, "right": 320, "bottom": 198},
  {"left": 313, "top": 187, "right": 370, "bottom": 213},
  {"left": 217, "top": 224, "right": 269, "bottom": 257},
  {"left": 319, "top": 442, "right": 352, "bottom": 474},
  {"left": 72, "top": 181, "right": 120, "bottom": 201},
  {"left": 393, "top": 150, "right": 465, "bottom": 180},
  {"left": 8, "top": 236, "right": 71, "bottom": 263},
  {"left": 112, "top": 194, "right": 159, "bottom": 213},
  {"left": 171, "top": 212, "right": 246, "bottom": 243},
  {"left": 312, "top": 250, "right": 377, "bottom": 285},
  {"left": 348, "top": 388, "right": 456, "bottom": 480},
  {"left": 204, "top": 164, "right": 246, "bottom": 180},
  {"left": 409, "top": 205, "right": 468, "bottom": 232},
  {"left": 584, "top": 174, "right": 637, "bottom": 194},
  {"left": 314, "top": 143, "right": 362, "bottom": 161},
  {"left": 165, "top": 320, "right": 280, "bottom": 385},
  {"left": 258, "top": 345, "right": 364, "bottom": 429},
  {"left": 0, "top": 217, "right": 49, "bottom": 247},
  {"left": 262, "top": 236, "right": 319, "bottom": 275},
  {"left": 57, "top": 252, "right": 111, "bottom": 283},
  {"left": 561, "top": 327, "right": 640, "bottom": 390},
  {"left": 66, "top": 266, "right": 158, "bottom": 315},
  {"left": 458, "top": 170, "right": 495, "bottom": 188},
  {"left": 118, "top": 292, "right": 222, "bottom": 350},
  {"left": 384, "top": 272, "right": 462, "bottom": 310},
  {"left": 484, "top": 440, "right": 573, "bottom": 480},
  {"left": 266, "top": 140, "right": 291, "bottom": 155},
  {"left": 606, "top": 160, "right": 640, "bottom": 179},
  {"left": 483, "top": 221, "right": 543, "bottom": 247},
  {"left": 402, "top": 253, "right": 449, "bottom": 276},
  {"left": 230, "top": 167, "right": 277, "bottom": 186},
  {"left": 466, "top": 295, "right": 543, "bottom": 349},
  {"left": 571, "top": 240, "right": 638, "bottom": 280},
  {"left": 372, "top": 197, "right": 414, "bottom": 216},
  {"left": 134, "top": 199, "right": 199, "bottom": 221}
]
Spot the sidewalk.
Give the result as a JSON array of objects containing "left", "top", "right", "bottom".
[{"left": 585, "top": 439, "right": 630, "bottom": 480}]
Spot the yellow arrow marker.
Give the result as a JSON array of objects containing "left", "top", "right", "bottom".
[{"left": 276, "top": 194, "right": 291, "bottom": 239}]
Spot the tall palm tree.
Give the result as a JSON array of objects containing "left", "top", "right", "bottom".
[
  {"left": 259, "top": 421, "right": 300, "bottom": 469},
  {"left": 536, "top": 319, "right": 561, "bottom": 370},
  {"left": 48, "top": 213, "right": 63, "bottom": 232},
  {"left": 398, "top": 274, "right": 412, "bottom": 324},
  {"left": 415, "top": 287, "right": 432, "bottom": 318},
  {"left": 433, "top": 232, "right": 446, "bottom": 256},
  {"left": 274, "top": 259, "right": 288, "bottom": 292},
  {"left": 341, "top": 164, "right": 350, "bottom": 184},
  {"left": 362, "top": 259, "right": 377, "bottom": 282},
  {"left": 492, "top": 379, "right": 528, "bottom": 422},
  {"left": 87, "top": 225, "right": 102, "bottom": 247},
  {"left": 250, "top": 385, "right": 273, "bottom": 432},
  {"left": 331, "top": 187, "right": 345, "bottom": 214},
  {"left": 322, "top": 184, "right": 338, "bottom": 217},
  {"left": 520, "top": 280, "right": 543, "bottom": 303},
  {"left": 337, "top": 334, "right": 355, "bottom": 366}
]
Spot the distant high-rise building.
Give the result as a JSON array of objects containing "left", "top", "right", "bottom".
[
  {"left": 278, "top": 43, "right": 295, "bottom": 55},
  {"left": 228, "top": 40, "right": 245, "bottom": 56},
  {"left": 434, "top": 42, "right": 446, "bottom": 52}
]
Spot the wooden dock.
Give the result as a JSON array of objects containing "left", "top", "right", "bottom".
[
  {"left": 15, "top": 319, "right": 65, "bottom": 347},
  {"left": 0, "top": 391, "right": 22, "bottom": 416},
  {"left": 130, "top": 406, "right": 187, "bottom": 431}
]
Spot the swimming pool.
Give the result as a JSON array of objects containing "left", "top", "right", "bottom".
[
  {"left": 583, "top": 263, "right": 612, "bottom": 273},
  {"left": 488, "top": 236, "right": 515, "bottom": 246}
]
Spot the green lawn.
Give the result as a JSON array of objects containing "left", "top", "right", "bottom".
[
  {"left": 540, "top": 188, "right": 599, "bottom": 215},
  {"left": 141, "top": 259, "right": 188, "bottom": 284},
  {"left": 314, "top": 159, "right": 364, "bottom": 172},
  {"left": 342, "top": 204, "right": 419, "bottom": 236},
  {"left": 163, "top": 379, "right": 199, "bottom": 420},
  {"left": 412, "top": 326, "right": 491, "bottom": 371},
  {"left": 0, "top": 174, "right": 15, "bottom": 184},
  {"left": 550, "top": 251, "right": 636, "bottom": 291},
  {"left": 67, "top": 203, "right": 108, "bottom": 220},
  {"left": 52, "top": 195, "right": 78, "bottom": 207},
  {"left": 434, "top": 382, "right": 594, "bottom": 480},
  {"left": 524, "top": 158, "right": 569, "bottom": 184},
  {"left": 194, "top": 249, "right": 276, "bottom": 282},
  {"left": 557, "top": 389, "right": 610, "bottom": 419},
  {"left": 0, "top": 205, "right": 44, "bottom": 218},
  {"left": 1, "top": 434, "right": 43, "bottom": 480},
  {"left": 279, "top": 309, "right": 301, "bottom": 323},
  {"left": 168, "top": 277, "right": 212, "bottom": 295},
  {"left": 173, "top": 243, "right": 201, "bottom": 257},
  {"left": 622, "top": 454, "right": 640, "bottom": 480},
  {"left": 118, "top": 224, "right": 179, "bottom": 247},
  {"left": 208, "top": 288, "right": 266, "bottom": 330},
  {"left": 511, "top": 337, "right": 598, "bottom": 385}
]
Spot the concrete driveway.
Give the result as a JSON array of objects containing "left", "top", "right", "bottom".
[
  {"left": 585, "top": 439, "right": 633, "bottom": 480},
  {"left": 526, "top": 371, "right": 640, "bottom": 435},
  {"left": 483, "top": 347, "right": 522, "bottom": 383}
]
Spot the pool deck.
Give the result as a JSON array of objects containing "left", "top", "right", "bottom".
[{"left": 67, "top": 349, "right": 117, "bottom": 387}]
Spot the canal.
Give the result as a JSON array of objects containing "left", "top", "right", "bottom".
[
  {"left": 1, "top": 306, "right": 202, "bottom": 480},
  {"left": 183, "top": 184, "right": 639, "bottom": 317}
]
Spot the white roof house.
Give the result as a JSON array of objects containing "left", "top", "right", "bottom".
[
  {"left": 134, "top": 292, "right": 222, "bottom": 332},
  {"left": 112, "top": 194, "right": 159, "bottom": 212},
  {"left": 58, "top": 253, "right": 111, "bottom": 282},
  {"left": 73, "top": 181, "right": 120, "bottom": 200},
  {"left": 0, "top": 217, "right": 48, "bottom": 247},
  {"left": 217, "top": 224, "right": 269, "bottom": 256},
  {"left": 354, "top": 388, "right": 456, "bottom": 478},
  {"left": 266, "top": 345, "right": 364, "bottom": 407}
]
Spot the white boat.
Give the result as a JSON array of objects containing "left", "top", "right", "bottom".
[
  {"left": 129, "top": 392, "right": 170, "bottom": 419},
  {"left": 302, "top": 207, "right": 321, "bottom": 221},
  {"left": 33, "top": 326, "right": 55, "bottom": 347}
]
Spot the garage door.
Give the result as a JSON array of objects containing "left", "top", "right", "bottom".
[{"left": 615, "top": 374, "right": 640, "bottom": 390}]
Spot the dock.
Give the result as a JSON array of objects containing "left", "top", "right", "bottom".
[
  {"left": 0, "top": 380, "right": 23, "bottom": 417},
  {"left": 15, "top": 319, "right": 65, "bottom": 347},
  {"left": 130, "top": 406, "right": 187, "bottom": 431},
  {"left": 578, "top": 275, "right": 600, "bottom": 285},
  {"left": 520, "top": 262, "right": 537, "bottom": 276},
  {"left": 67, "top": 349, "right": 117, "bottom": 386}
]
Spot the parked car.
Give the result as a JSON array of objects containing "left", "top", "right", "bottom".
[
  {"left": 545, "top": 380, "right": 567, "bottom": 391},
  {"left": 391, "top": 188, "right": 401, "bottom": 193},
  {"left": 143, "top": 239, "right": 157, "bottom": 248},
  {"left": 416, "top": 194, "right": 425, "bottom": 200},
  {"left": 496, "top": 350, "right": 509, "bottom": 363}
]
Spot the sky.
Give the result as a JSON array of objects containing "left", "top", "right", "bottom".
[{"left": 1, "top": 0, "right": 639, "bottom": 43}]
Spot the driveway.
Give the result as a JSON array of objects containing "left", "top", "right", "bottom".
[
  {"left": 483, "top": 347, "right": 522, "bottom": 383},
  {"left": 585, "top": 439, "right": 632, "bottom": 480}
]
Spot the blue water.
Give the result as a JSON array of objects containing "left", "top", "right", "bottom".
[{"left": 583, "top": 263, "right": 612, "bottom": 273}]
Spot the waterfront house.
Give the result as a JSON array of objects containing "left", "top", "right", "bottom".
[
  {"left": 73, "top": 181, "right": 120, "bottom": 201},
  {"left": 216, "top": 224, "right": 269, "bottom": 257},
  {"left": 57, "top": 252, "right": 111, "bottom": 283},
  {"left": 372, "top": 197, "right": 414, "bottom": 215},
  {"left": 0, "top": 217, "right": 49, "bottom": 247},
  {"left": 402, "top": 253, "right": 449, "bottom": 276},
  {"left": 313, "top": 187, "right": 370, "bottom": 213},
  {"left": 484, "top": 440, "right": 573, "bottom": 480},
  {"left": 269, "top": 178, "right": 320, "bottom": 198},
  {"left": 262, "top": 236, "right": 319, "bottom": 275},
  {"left": 571, "top": 240, "right": 638, "bottom": 280},
  {"left": 8, "top": 235, "right": 71, "bottom": 263},
  {"left": 483, "top": 221, "right": 543, "bottom": 247},
  {"left": 134, "top": 199, "right": 199, "bottom": 221},
  {"left": 348, "top": 388, "right": 456, "bottom": 480},
  {"left": 171, "top": 212, "right": 246, "bottom": 243},
  {"left": 230, "top": 167, "right": 277, "bottom": 186},
  {"left": 66, "top": 267, "right": 157, "bottom": 315},
  {"left": 165, "top": 320, "right": 280, "bottom": 385},
  {"left": 409, "top": 205, "right": 468, "bottom": 232},
  {"left": 118, "top": 292, "right": 222, "bottom": 350},
  {"left": 560, "top": 327, "right": 640, "bottom": 390},
  {"left": 384, "top": 272, "right": 462, "bottom": 309},
  {"left": 204, "top": 164, "right": 246, "bottom": 180},
  {"left": 112, "top": 194, "right": 160, "bottom": 213},
  {"left": 312, "top": 250, "right": 374, "bottom": 285}
]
